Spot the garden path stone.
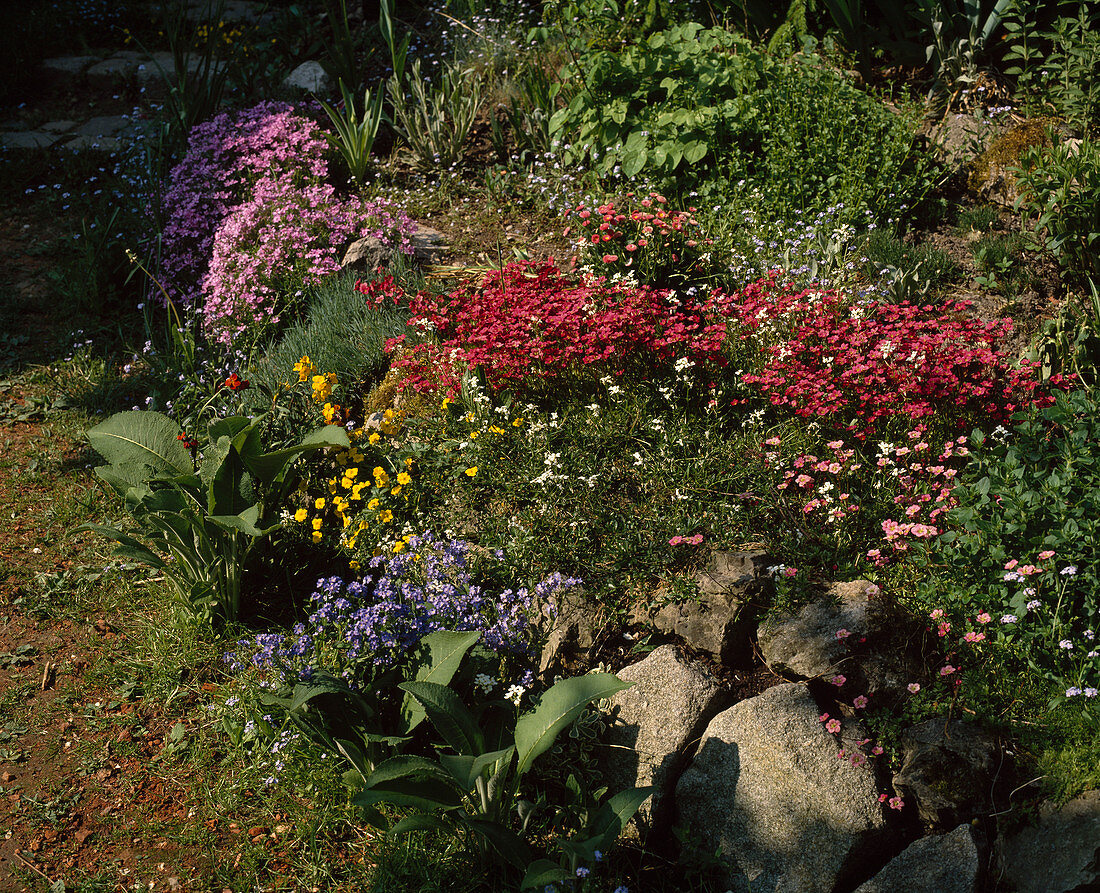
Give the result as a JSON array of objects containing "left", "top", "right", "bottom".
[
  {"left": 86, "top": 52, "right": 146, "bottom": 79},
  {"left": 40, "top": 55, "right": 99, "bottom": 76},
  {"left": 73, "top": 116, "right": 131, "bottom": 138},
  {"left": 602, "top": 644, "right": 727, "bottom": 840},
  {"left": 676, "top": 682, "right": 895, "bottom": 892},
  {"left": 41, "top": 120, "right": 78, "bottom": 133},
  {"left": 891, "top": 718, "right": 1001, "bottom": 830},
  {"left": 283, "top": 61, "right": 330, "bottom": 94},
  {"left": 61, "top": 135, "right": 122, "bottom": 152},
  {"left": 853, "top": 824, "right": 981, "bottom": 893},
  {"left": 1, "top": 131, "right": 61, "bottom": 150},
  {"left": 652, "top": 550, "right": 769, "bottom": 665},
  {"left": 997, "top": 790, "right": 1100, "bottom": 893}
]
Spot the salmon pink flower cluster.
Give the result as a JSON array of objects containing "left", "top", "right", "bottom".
[{"left": 563, "top": 191, "right": 711, "bottom": 284}]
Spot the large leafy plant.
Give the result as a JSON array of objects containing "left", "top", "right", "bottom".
[
  {"left": 79, "top": 410, "right": 350, "bottom": 623},
  {"left": 368, "top": 643, "right": 644, "bottom": 885}
]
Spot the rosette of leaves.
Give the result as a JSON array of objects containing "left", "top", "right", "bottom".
[{"left": 77, "top": 411, "right": 350, "bottom": 624}]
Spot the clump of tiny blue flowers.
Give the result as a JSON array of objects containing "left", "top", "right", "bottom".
[{"left": 227, "top": 531, "right": 580, "bottom": 686}]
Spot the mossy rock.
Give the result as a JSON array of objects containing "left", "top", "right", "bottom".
[{"left": 968, "top": 117, "right": 1065, "bottom": 205}]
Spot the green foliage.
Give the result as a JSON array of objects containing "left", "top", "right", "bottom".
[
  {"left": 864, "top": 231, "right": 960, "bottom": 288},
  {"left": 972, "top": 232, "right": 1030, "bottom": 295},
  {"left": 1025, "top": 278, "right": 1100, "bottom": 387},
  {"left": 387, "top": 59, "right": 484, "bottom": 170},
  {"left": 926, "top": 389, "right": 1100, "bottom": 711},
  {"left": 1003, "top": 0, "right": 1100, "bottom": 136},
  {"left": 551, "top": 24, "right": 771, "bottom": 184},
  {"left": 156, "top": 0, "right": 234, "bottom": 151},
  {"left": 918, "top": 0, "right": 1013, "bottom": 113},
  {"left": 544, "top": 0, "right": 676, "bottom": 49},
  {"left": 551, "top": 24, "right": 935, "bottom": 227},
  {"left": 319, "top": 0, "right": 369, "bottom": 93},
  {"left": 78, "top": 410, "right": 350, "bottom": 624},
  {"left": 1013, "top": 135, "right": 1100, "bottom": 284},
  {"left": 320, "top": 80, "right": 385, "bottom": 188}
]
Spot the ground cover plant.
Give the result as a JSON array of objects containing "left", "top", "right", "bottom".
[{"left": 3, "top": 0, "right": 1100, "bottom": 888}]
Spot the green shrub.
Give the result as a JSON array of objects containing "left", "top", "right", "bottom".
[
  {"left": 1013, "top": 135, "right": 1100, "bottom": 285},
  {"left": 551, "top": 24, "right": 936, "bottom": 227}
]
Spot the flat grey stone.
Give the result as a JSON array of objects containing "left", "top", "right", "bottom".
[
  {"left": 74, "top": 116, "right": 130, "bottom": 138},
  {"left": 854, "top": 824, "right": 980, "bottom": 893},
  {"left": 892, "top": 718, "right": 999, "bottom": 830},
  {"left": 41, "top": 55, "right": 99, "bottom": 75},
  {"left": 603, "top": 645, "right": 726, "bottom": 838},
  {"left": 1, "top": 131, "right": 60, "bottom": 149},
  {"left": 999, "top": 790, "right": 1100, "bottom": 893},
  {"left": 653, "top": 551, "right": 769, "bottom": 665},
  {"left": 283, "top": 60, "right": 330, "bottom": 93},
  {"left": 62, "top": 135, "right": 122, "bottom": 152},
  {"left": 409, "top": 223, "right": 449, "bottom": 263},
  {"left": 86, "top": 54, "right": 144, "bottom": 78},
  {"left": 677, "top": 682, "right": 894, "bottom": 893},
  {"left": 40, "top": 120, "right": 78, "bottom": 133}
]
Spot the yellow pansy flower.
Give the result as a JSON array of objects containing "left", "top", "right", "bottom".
[
  {"left": 379, "top": 509, "right": 393, "bottom": 523},
  {"left": 315, "top": 497, "right": 326, "bottom": 510},
  {"left": 396, "top": 472, "right": 412, "bottom": 486},
  {"left": 294, "top": 508, "right": 308, "bottom": 523},
  {"left": 465, "top": 466, "right": 478, "bottom": 478},
  {"left": 311, "top": 518, "right": 323, "bottom": 531}
]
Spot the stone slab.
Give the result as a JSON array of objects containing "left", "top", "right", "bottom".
[{"left": 1, "top": 131, "right": 60, "bottom": 150}]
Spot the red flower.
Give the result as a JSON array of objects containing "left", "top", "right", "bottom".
[{"left": 223, "top": 372, "right": 250, "bottom": 391}]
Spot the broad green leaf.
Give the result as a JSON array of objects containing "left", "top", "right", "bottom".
[
  {"left": 464, "top": 817, "right": 531, "bottom": 870},
  {"left": 399, "top": 681, "right": 485, "bottom": 756},
  {"left": 207, "top": 415, "right": 251, "bottom": 443},
  {"left": 354, "top": 778, "right": 463, "bottom": 812},
  {"left": 621, "top": 130, "right": 648, "bottom": 178},
  {"left": 683, "top": 139, "right": 708, "bottom": 164},
  {"left": 521, "top": 860, "right": 571, "bottom": 890},
  {"left": 401, "top": 630, "right": 481, "bottom": 733},
  {"left": 364, "top": 754, "right": 454, "bottom": 789},
  {"left": 73, "top": 523, "right": 165, "bottom": 568},
  {"left": 584, "top": 786, "right": 655, "bottom": 849},
  {"left": 389, "top": 813, "right": 448, "bottom": 836},
  {"left": 514, "top": 674, "right": 631, "bottom": 776},
  {"left": 87, "top": 411, "right": 191, "bottom": 480},
  {"left": 208, "top": 443, "right": 255, "bottom": 518},
  {"left": 439, "top": 747, "right": 514, "bottom": 792}
]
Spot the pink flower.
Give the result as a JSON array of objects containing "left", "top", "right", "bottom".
[
  {"left": 964, "top": 631, "right": 985, "bottom": 643},
  {"left": 976, "top": 612, "right": 992, "bottom": 624},
  {"left": 1038, "top": 550, "right": 1055, "bottom": 560},
  {"left": 853, "top": 695, "right": 868, "bottom": 709},
  {"left": 784, "top": 567, "right": 798, "bottom": 577},
  {"left": 907, "top": 683, "right": 921, "bottom": 693},
  {"left": 819, "top": 713, "right": 831, "bottom": 723},
  {"left": 939, "top": 665, "right": 956, "bottom": 676},
  {"left": 668, "top": 535, "right": 683, "bottom": 546},
  {"left": 825, "top": 718, "right": 842, "bottom": 734},
  {"left": 830, "top": 675, "right": 847, "bottom": 687},
  {"left": 1004, "top": 559, "right": 1019, "bottom": 570},
  {"left": 601, "top": 254, "right": 619, "bottom": 263},
  {"left": 889, "top": 796, "right": 904, "bottom": 811},
  {"left": 930, "top": 608, "right": 944, "bottom": 620},
  {"left": 871, "top": 745, "right": 884, "bottom": 756},
  {"left": 835, "top": 628, "right": 851, "bottom": 641}
]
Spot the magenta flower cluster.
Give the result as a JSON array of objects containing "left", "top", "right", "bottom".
[{"left": 158, "top": 101, "right": 413, "bottom": 344}]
